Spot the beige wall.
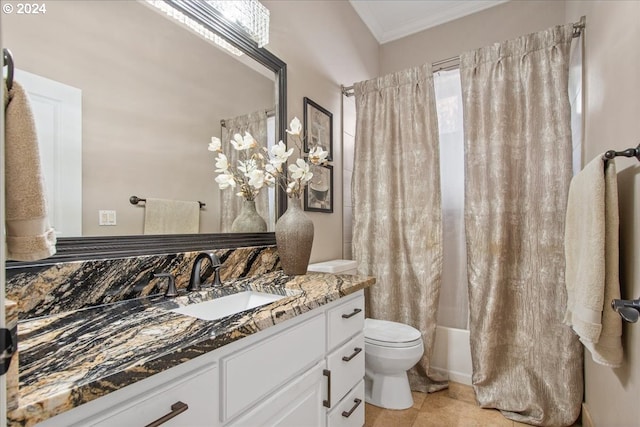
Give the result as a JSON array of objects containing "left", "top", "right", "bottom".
[
  {"left": 565, "top": 2, "right": 640, "bottom": 426},
  {"left": 263, "top": 0, "right": 379, "bottom": 263},
  {"left": 379, "top": 0, "right": 566, "bottom": 75},
  {"left": 3, "top": 1, "right": 274, "bottom": 236}
]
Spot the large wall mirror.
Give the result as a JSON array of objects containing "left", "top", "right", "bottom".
[{"left": 3, "top": 0, "right": 287, "bottom": 265}]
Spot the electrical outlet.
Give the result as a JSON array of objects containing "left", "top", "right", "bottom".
[{"left": 99, "top": 210, "right": 117, "bottom": 226}]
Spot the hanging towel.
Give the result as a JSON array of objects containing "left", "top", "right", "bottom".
[
  {"left": 4, "top": 80, "right": 56, "bottom": 261},
  {"left": 143, "top": 198, "right": 200, "bottom": 235},
  {"left": 564, "top": 155, "right": 623, "bottom": 367}
]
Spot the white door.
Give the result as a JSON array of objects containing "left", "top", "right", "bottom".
[{"left": 15, "top": 69, "right": 82, "bottom": 237}]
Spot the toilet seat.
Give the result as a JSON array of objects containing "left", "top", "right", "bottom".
[{"left": 364, "top": 318, "right": 423, "bottom": 348}]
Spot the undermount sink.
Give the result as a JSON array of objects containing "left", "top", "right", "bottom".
[{"left": 169, "top": 291, "right": 286, "bottom": 321}]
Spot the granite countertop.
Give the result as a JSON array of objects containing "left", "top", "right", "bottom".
[{"left": 7, "top": 271, "right": 374, "bottom": 426}]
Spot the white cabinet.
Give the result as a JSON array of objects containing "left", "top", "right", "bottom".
[
  {"left": 326, "top": 333, "right": 365, "bottom": 405},
  {"left": 37, "top": 359, "right": 219, "bottom": 427},
  {"left": 228, "top": 361, "right": 325, "bottom": 427},
  {"left": 221, "top": 314, "right": 325, "bottom": 422},
  {"left": 326, "top": 294, "right": 365, "bottom": 350},
  {"left": 90, "top": 363, "right": 218, "bottom": 427},
  {"left": 327, "top": 380, "right": 365, "bottom": 427},
  {"left": 323, "top": 294, "right": 366, "bottom": 427}
]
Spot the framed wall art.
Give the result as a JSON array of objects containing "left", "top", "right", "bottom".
[
  {"left": 303, "top": 97, "right": 333, "bottom": 160},
  {"left": 304, "top": 163, "right": 333, "bottom": 213}
]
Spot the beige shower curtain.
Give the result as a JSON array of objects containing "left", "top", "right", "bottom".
[
  {"left": 220, "top": 110, "right": 269, "bottom": 232},
  {"left": 352, "top": 64, "right": 446, "bottom": 392},
  {"left": 461, "top": 25, "right": 582, "bottom": 426}
]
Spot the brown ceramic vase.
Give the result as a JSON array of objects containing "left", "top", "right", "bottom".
[{"left": 275, "top": 197, "right": 314, "bottom": 275}]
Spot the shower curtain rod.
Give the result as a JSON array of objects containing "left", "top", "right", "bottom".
[
  {"left": 341, "top": 16, "right": 586, "bottom": 98},
  {"left": 220, "top": 108, "right": 275, "bottom": 127}
]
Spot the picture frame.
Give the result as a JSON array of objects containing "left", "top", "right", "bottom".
[
  {"left": 304, "top": 163, "right": 333, "bottom": 213},
  {"left": 303, "top": 97, "right": 333, "bottom": 161}
]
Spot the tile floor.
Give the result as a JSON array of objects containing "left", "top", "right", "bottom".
[{"left": 364, "top": 382, "right": 581, "bottom": 427}]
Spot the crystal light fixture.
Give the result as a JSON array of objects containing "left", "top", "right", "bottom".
[
  {"left": 207, "top": 0, "right": 270, "bottom": 48},
  {"left": 146, "top": 0, "right": 271, "bottom": 56},
  {"left": 146, "top": 0, "right": 243, "bottom": 56}
]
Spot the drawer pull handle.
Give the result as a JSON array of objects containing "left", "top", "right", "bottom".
[
  {"left": 341, "top": 308, "right": 362, "bottom": 319},
  {"left": 145, "top": 401, "right": 189, "bottom": 427},
  {"left": 323, "top": 369, "right": 332, "bottom": 408},
  {"left": 342, "top": 347, "right": 363, "bottom": 362},
  {"left": 341, "top": 398, "right": 362, "bottom": 418}
]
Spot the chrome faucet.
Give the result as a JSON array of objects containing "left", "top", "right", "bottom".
[{"left": 188, "top": 252, "right": 222, "bottom": 291}]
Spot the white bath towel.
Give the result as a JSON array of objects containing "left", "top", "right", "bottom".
[
  {"left": 4, "top": 80, "right": 56, "bottom": 261},
  {"left": 564, "top": 156, "right": 623, "bottom": 367},
  {"left": 143, "top": 198, "right": 200, "bottom": 235}
]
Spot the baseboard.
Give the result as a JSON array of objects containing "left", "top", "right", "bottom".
[{"left": 582, "top": 403, "right": 594, "bottom": 427}]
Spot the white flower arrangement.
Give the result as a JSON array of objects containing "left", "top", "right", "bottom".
[{"left": 209, "top": 117, "right": 329, "bottom": 200}]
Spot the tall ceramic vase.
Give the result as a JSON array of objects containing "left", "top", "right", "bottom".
[
  {"left": 275, "top": 197, "right": 314, "bottom": 275},
  {"left": 231, "top": 200, "right": 267, "bottom": 233}
]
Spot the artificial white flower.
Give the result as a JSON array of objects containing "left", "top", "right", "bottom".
[
  {"left": 209, "top": 136, "right": 222, "bottom": 152},
  {"left": 215, "top": 153, "right": 229, "bottom": 173},
  {"left": 308, "top": 146, "right": 329, "bottom": 165},
  {"left": 286, "top": 180, "right": 298, "bottom": 194},
  {"left": 230, "top": 133, "right": 253, "bottom": 151},
  {"left": 248, "top": 169, "right": 265, "bottom": 189},
  {"left": 243, "top": 132, "right": 258, "bottom": 149},
  {"left": 269, "top": 141, "right": 293, "bottom": 169},
  {"left": 286, "top": 117, "right": 302, "bottom": 136},
  {"left": 215, "top": 172, "right": 236, "bottom": 189},
  {"left": 238, "top": 159, "right": 257, "bottom": 175},
  {"left": 289, "top": 158, "right": 313, "bottom": 182},
  {"left": 264, "top": 172, "right": 276, "bottom": 187}
]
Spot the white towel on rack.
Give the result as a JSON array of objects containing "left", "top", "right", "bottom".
[
  {"left": 143, "top": 198, "right": 200, "bottom": 235},
  {"left": 4, "top": 80, "right": 56, "bottom": 261},
  {"left": 564, "top": 155, "right": 623, "bottom": 367}
]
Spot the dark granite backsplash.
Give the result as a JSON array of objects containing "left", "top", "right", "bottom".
[{"left": 6, "top": 245, "right": 280, "bottom": 319}]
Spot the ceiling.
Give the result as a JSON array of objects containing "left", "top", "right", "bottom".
[{"left": 349, "top": 0, "right": 509, "bottom": 44}]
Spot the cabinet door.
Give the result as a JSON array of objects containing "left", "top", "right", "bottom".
[
  {"left": 326, "top": 333, "right": 365, "bottom": 406},
  {"left": 327, "top": 293, "right": 364, "bottom": 351},
  {"left": 88, "top": 364, "right": 218, "bottom": 427},
  {"left": 228, "top": 361, "right": 325, "bottom": 427},
  {"left": 221, "top": 314, "right": 325, "bottom": 422},
  {"left": 327, "top": 380, "right": 365, "bottom": 427}
]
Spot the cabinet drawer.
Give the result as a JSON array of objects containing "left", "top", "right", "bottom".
[
  {"left": 327, "top": 293, "right": 364, "bottom": 350},
  {"left": 228, "top": 361, "right": 324, "bottom": 427},
  {"left": 327, "top": 380, "right": 365, "bottom": 427},
  {"left": 326, "top": 333, "right": 364, "bottom": 406},
  {"left": 221, "top": 314, "right": 325, "bottom": 422},
  {"left": 89, "top": 363, "right": 217, "bottom": 427}
]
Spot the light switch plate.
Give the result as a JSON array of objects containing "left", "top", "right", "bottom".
[{"left": 99, "top": 210, "right": 117, "bottom": 226}]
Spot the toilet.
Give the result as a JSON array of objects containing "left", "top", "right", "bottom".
[{"left": 307, "top": 259, "right": 425, "bottom": 410}]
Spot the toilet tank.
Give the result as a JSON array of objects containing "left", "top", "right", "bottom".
[{"left": 307, "top": 259, "right": 358, "bottom": 275}]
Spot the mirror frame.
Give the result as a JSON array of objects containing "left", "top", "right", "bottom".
[{"left": 6, "top": 0, "right": 287, "bottom": 268}]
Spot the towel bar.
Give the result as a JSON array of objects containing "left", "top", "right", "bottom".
[
  {"left": 611, "top": 298, "right": 640, "bottom": 323},
  {"left": 129, "top": 195, "right": 205, "bottom": 209},
  {"left": 3, "top": 48, "right": 14, "bottom": 91},
  {"left": 602, "top": 143, "right": 640, "bottom": 161}
]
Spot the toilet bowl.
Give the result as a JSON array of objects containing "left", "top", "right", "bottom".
[
  {"left": 307, "top": 259, "right": 425, "bottom": 410},
  {"left": 364, "top": 318, "right": 423, "bottom": 410}
]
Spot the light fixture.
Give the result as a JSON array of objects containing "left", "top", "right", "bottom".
[
  {"left": 146, "top": 0, "right": 271, "bottom": 57},
  {"left": 207, "top": 1, "right": 270, "bottom": 48}
]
